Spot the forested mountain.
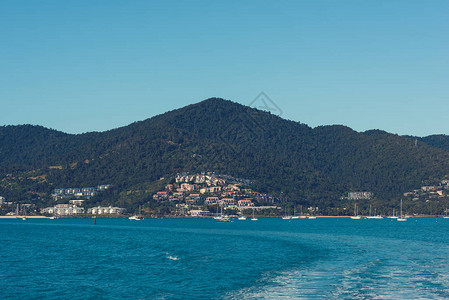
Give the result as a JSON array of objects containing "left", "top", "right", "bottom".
[
  {"left": 418, "top": 135, "right": 449, "bottom": 152},
  {"left": 1, "top": 98, "right": 449, "bottom": 209}
]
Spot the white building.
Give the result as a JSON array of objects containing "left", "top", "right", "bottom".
[
  {"left": 41, "top": 205, "right": 85, "bottom": 216},
  {"left": 0, "top": 196, "right": 5, "bottom": 205},
  {"left": 189, "top": 209, "right": 210, "bottom": 217},
  {"left": 347, "top": 192, "right": 373, "bottom": 200},
  {"left": 88, "top": 206, "right": 125, "bottom": 215},
  {"left": 69, "top": 199, "right": 85, "bottom": 206}
]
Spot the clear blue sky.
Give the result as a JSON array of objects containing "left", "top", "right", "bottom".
[{"left": 1, "top": 0, "right": 448, "bottom": 136}]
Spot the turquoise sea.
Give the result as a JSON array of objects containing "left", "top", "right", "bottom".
[{"left": 1, "top": 217, "right": 449, "bottom": 299}]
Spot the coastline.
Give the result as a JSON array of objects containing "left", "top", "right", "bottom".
[{"left": 0, "top": 215, "right": 441, "bottom": 219}]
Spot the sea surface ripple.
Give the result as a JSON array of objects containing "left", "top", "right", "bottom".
[{"left": 1, "top": 217, "right": 449, "bottom": 299}]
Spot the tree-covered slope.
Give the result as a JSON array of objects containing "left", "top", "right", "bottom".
[{"left": 418, "top": 135, "right": 449, "bottom": 152}]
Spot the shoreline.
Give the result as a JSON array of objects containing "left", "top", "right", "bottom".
[{"left": 0, "top": 215, "right": 442, "bottom": 219}]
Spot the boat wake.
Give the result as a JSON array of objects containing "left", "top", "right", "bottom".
[{"left": 228, "top": 235, "right": 449, "bottom": 299}]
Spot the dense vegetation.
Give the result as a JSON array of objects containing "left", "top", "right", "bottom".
[
  {"left": 1, "top": 98, "right": 449, "bottom": 213},
  {"left": 418, "top": 135, "right": 449, "bottom": 152}
]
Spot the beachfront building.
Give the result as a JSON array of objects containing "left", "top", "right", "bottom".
[
  {"left": 41, "top": 204, "right": 85, "bottom": 216},
  {"left": 189, "top": 209, "right": 210, "bottom": 217},
  {"left": 88, "top": 206, "right": 125, "bottom": 215}
]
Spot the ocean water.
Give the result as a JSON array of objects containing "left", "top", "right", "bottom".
[{"left": 1, "top": 218, "right": 449, "bottom": 299}]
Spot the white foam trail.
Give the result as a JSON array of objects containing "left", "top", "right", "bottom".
[{"left": 228, "top": 239, "right": 449, "bottom": 299}]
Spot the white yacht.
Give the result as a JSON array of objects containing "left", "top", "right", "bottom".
[
  {"left": 129, "top": 206, "right": 144, "bottom": 220},
  {"left": 216, "top": 216, "right": 230, "bottom": 222},
  {"left": 215, "top": 205, "right": 230, "bottom": 222}
]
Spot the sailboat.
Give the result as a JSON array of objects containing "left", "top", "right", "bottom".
[
  {"left": 397, "top": 200, "right": 407, "bottom": 222},
  {"left": 366, "top": 206, "right": 383, "bottom": 219},
  {"left": 238, "top": 215, "right": 247, "bottom": 220},
  {"left": 291, "top": 207, "right": 299, "bottom": 219},
  {"left": 216, "top": 215, "right": 230, "bottom": 222},
  {"left": 282, "top": 208, "right": 292, "bottom": 220},
  {"left": 15, "top": 204, "right": 20, "bottom": 219},
  {"left": 299, "top": 205, "right": 307, "bottom": 219},
  {"left": 350, "top": 203, "right": 362, "bottom": 219},
  {"left": 129, "top": 205, "right": 144, "bottom": 220},
  {"left": 21, "top": 204, "right": 27, "bottom": 220},
  {"left": 213, "top": 204, "right": 221, "bottom": 220},
  {"left": 251, "top": 208, "right": 258, "bottom": 221},
  {"left": 215, "top": 205, "right": 230, "bottom": 222},
  {"left": 388, "top": 208, "right": 398, "bottom": 219},
  {"left": 366, "top": 205, "right": 374, "bottom": 219}
]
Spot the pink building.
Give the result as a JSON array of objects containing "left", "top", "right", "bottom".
[
  {"left": 219, "top": 198, "right": 235, "bottom": 206},
  {"left": 205, "top": 197, "right": 219, "bottom": 205}
]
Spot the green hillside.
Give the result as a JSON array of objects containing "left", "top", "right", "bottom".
[{"left": 1, "top": 98, "right": 449, "bottom": 212}]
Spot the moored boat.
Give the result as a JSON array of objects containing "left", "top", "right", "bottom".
[
  {"left": 216, "top": 216, "right": 230, "bottom": 222},
  {"left": 251, "top": 209, "right": 258, "bottom": 221},
  {"left": 397, "top": 200, "right": 407, "bottom": 222},
  {"left": 351, "top": 204, "right": 362, "bottom": 219},
  {"left": 129, "top": 205, "right": 144, "bottom": 220}
]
